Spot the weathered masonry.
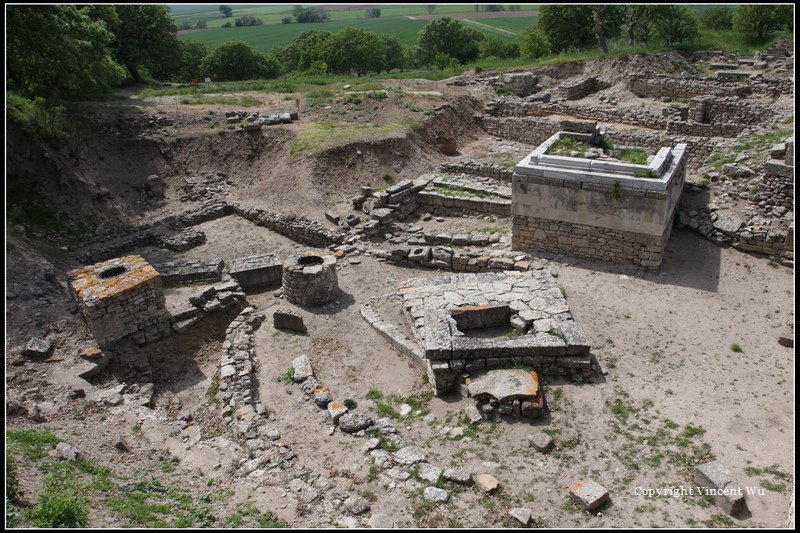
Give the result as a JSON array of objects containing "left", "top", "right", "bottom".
[
  {"left": 67, "top": 255, "right": 171, "bottom": 346},
  {"left": 511, "top": 131, "right": 688, "bottom": 269}
]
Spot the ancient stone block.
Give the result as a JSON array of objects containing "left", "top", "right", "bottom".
[{"left": 694, "top": 461, "right": 746, "bottom": 515}]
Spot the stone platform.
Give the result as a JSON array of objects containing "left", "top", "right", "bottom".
[{"left": 362, "top": 270, "right": 595, "bottom": 395}]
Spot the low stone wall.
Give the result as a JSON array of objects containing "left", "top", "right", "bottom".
[
  {"left": 230, "top": 203, "right": 343, "bottom": 247},
  {"left": 373, "top": 247, "right": 539, "bottom": 273},
  {"left": 416, "top": 191, "right": 511, "bottom": 217},
  {"left": 627, "top": 73, "right": 792, "bottom": 98},
  {"left": 155, "top": 258, "right": 224, "bottom": 287},
  {"left": 665, "top": 120, "right": 745, "bottom": 137},
  {"left": 218, "top": 308, "right": 268, "bottom": 432},
  {"left": 558, "top": 77, "right": 603, "bottom": 100},
  {"left": 688, "top": 96, "right": 777, "bottom": 126},
  {"left": 487, "top": 98, "right": 669, "bottom": 131},
  {"left": 440, "top": 162, "right": 513, "bottom": 182}
]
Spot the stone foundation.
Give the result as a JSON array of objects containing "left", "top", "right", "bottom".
[{"left": 512, "top": 213, "right": 674, "bottom": 268}]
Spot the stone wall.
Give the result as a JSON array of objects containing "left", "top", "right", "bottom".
[
  {"left": 558, "top": 77, "right": 603, "bottom": 100},
  {"left": 439, "top": 162, "right": 513, "bottom": 182},
  {"left": 230, "top": 204, "right": 343, "bottom": 247},
  {"left": 155, "top": 258, "right": 224, "bottom": 287},
  {"left": 512, "top": 213, "right": 675, "bottom": 268},
  {"left": 688, "top": 96, "right": 777, "bottom": 125},
  {"left": 218, "top": 308, "right": 269, "bottom": 433},
  {"left": 416, "top": 191, "right": 511, "bottom": 217},
  {"left": 627, "top": 73, "right": 792, "bottom": 98},
  {"left": 374, "top": 247, "right": 539, "bottom": 273},
  {"left": 511, "top": 139, "right": 687, "bottom": 269},
  {"left": 68, "top": 256, "right": 171, "bottom": 346},
  {"left": 228, "top": 254, "right": 283, "bottom": 291}
]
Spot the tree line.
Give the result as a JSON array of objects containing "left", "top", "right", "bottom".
[{"left": 6, "top": 4, "right": 793, "bottom": 104}]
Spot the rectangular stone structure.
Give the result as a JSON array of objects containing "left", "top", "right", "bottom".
[
  {"left": 511, "top": 132, "right": 687, "bottom": 269},
  {"left": 68, "top": 255, "right": 169, "bottom": 346},
  {"left": 154, "top": 258, "right": 223, "bottom": 287},
  {"left": 228, "top": 253, "right": 283, "bottom": 291}
]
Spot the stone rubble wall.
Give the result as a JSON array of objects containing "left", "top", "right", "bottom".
[
  {"left": 76, "top": 200, "right": 343, "bottom": 265},
  {"left": 627, "top": 73, "right": 793, "bottom": 98},
  {"left": 374, "top": 247, "right": 539, "bottom": 273},
  {"left": 439, "top": 162, "right": 513, "bottom": 182},
  {"left": 230, "top": 203, "right": 343, "bottom": 247},
  {"left": 558, "top": 77, "right": 604, "bottom": 100}
]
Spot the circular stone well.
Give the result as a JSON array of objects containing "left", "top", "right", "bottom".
[{"left": 282, "top": 253, "right": 339, "bottom": 306}]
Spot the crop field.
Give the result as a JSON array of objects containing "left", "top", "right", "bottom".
[{"left": 174, "top": 5, "right": 539, "bottom": 51}]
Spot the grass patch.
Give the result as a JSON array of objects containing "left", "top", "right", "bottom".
[
  {"left": 618, "top": 147, "right": 649, "bottom": 165},
  {"left": 7, "top": 429, "right": 61, "bottom": 459},
  {"left": 730, "top": 343, "right": 743, "bottom": 353},
  {"left": 176, "top": 94, "right": 262, "bottom": 106},
  {"left": 289, "top": 117, "right": 420, "bottom": 159},
  {"left": 278, "top": 367, "right": 295, "bottom": 384},
  {"left": 365, "top": 388, "right": 383, "bottom": 401},
  {"left": 26, "top": 464, "right": 89, "bottom": 528}
]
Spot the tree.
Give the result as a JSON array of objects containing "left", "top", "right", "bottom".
[
  {"left": 278, "top": 30, "right": 332, "bottom": 72},
  {"left": 624, "top": 5, "right": 658, "bottom": 46},
  {"left": 403, "top": 45, "right": 429, "bottom": 69},
  {"left": 591, "top": 6, "right": 625, "bottom": 54},
  {"left": 323, "top": 27, "right": 386, "bottom": 75},
  {"left": 109, "top": 5, "right": 179, "bottom": 83},
  {"left": 365, "top": 7, "right": 381, "bottom": 19},
  {"left": 234, "top": 16, "right": 263, "bottom": 27},
  {"left": 195, "top": 20, "right": 207, "bottom": 29},
  {"left": 733, "top": 5, "right": 788, "bottom": 39},
  {"left": 537, "top": 5, "right": 595, "bottom": 53},
  {"left": 518, "top": 25, "right": 550, "bottom": 59},
  {"left": 652, "top": 6, "right": 699, "bottom": 45},
  {"left": 179, "top": 20, "right": 192, "bottom": 30},
  {"left": 219, "top": 5, "right": 232, "bottom": 18},
  {"left": 380, "top": 35, "right": 404, "bottom": 72},
  {"left": 282, "top": 16, "right": 292, "bottom": 24},
  {"left": 479, "top": 36, "right": 519, "bottom": 59},
  {"left": 292, "top": 6, "right": 329, "bottom": 23},
  {"left": 7, "top": 5, "right": 124, "bottom": 100},
  {"left": 176, "top": 40, "right": 209, "bottom": 81},
  {"left": 200, "top": 41, "right": 280, "bottom": 81},
  {"left": 417, "top": 17, "right": 480, "bottom": 65},
  {"left": 701, "top": 6, "right": 734, "bottom": 31},
  {"left": 426, "top": 5, "right": 435, "bottom": 15}
]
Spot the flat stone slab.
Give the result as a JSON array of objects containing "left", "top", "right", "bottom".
[
  {"left": 468, "top": 368, "right": 540, "bottom": 403},
  {"left": 509, "top": 507, "right": 532, "bottom": 526},
  {"left": 694, "top": 461, "right": 746, "bottom": 515},
  {"left": 423, "top": 486, "right": 449, "bottom": 503},
  {"left": 570, "top": 479, "right": 609, "bottom": 512},
  {"left": 392, "top": 446, "right": 426, "bottom": 466}
]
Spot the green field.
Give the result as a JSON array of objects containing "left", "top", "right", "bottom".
[
  {"left": 474, "top": 16, "right": 539, "bottom": 34},
  {"left": 178, "top": 17, "right": 520, "bottom": 52}
]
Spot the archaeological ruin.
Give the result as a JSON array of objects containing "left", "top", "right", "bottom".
[{"left": 6, "top": 26, "right": 795, "bottom": 530}]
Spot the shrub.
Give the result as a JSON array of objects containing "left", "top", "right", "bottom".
[
  {"left": 730, "top": 344, "right": 743, "bottom": 353},
  {"left": 368, "top": 91, "right": 387, "bottom": 100},
  {"left": 200, "top": 41, "right": 281, "bottom": 81},
  {"left": 7, "top": 93, "right": 69, "bottom": 146},
  {"left": 518, "top": 26, "right": 551, "bottom": 59}
]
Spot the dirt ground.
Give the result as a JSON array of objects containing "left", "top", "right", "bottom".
[{"left": 5, "top": 53, "right": 795, "bottom": 528}]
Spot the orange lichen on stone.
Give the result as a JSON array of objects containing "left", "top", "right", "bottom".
[{"left": 68, "top": 256, "right": 160, "bottom": 301}]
